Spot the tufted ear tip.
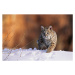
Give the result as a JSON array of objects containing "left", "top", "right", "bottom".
[
  {"left": 41, "top": 26, "right": 44, "bottom": 30},
  {"left": 49, "top": 25, "right": 52, "bottom": 30}
]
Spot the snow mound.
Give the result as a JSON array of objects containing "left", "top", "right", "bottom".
[{"left": 2, "top": 48, "right": 73, "bottom": 61}]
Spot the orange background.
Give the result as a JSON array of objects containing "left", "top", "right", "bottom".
[{"left": 2, "top": 15, "right": 73, "bottom": 51}]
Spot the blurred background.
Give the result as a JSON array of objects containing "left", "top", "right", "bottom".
[{"left": 2, "top": 14, "right": 73, "bottom": 51}]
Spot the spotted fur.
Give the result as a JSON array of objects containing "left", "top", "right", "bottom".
[{"left": 37, "top": 25, "right": 57, "bottom": 53}]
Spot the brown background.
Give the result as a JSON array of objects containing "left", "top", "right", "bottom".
[{"left": 2, "top": 15, "right": 73, "bottom": 51}]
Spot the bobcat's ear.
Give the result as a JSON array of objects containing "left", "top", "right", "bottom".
[
  {"left": 49, "top": 26, "right": 52, "bottom": 30},
  {"left": 41, "top": 26, "right": 44, "bottom": 30}
]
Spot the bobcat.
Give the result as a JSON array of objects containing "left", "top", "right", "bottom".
[{"left": 37, "top": 25, "right": 57, "bottom": 53}]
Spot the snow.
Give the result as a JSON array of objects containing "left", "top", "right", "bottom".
[{"left": 2, "top": 48, "right": 73, "bottom": 61}]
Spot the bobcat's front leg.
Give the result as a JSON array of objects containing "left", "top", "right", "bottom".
[{"left": 46, "top": 43, "right": 56, "bottom": 53}]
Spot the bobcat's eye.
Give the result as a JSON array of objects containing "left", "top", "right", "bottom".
[{"left": 46, "top": 32, "right": 48, "bottom": 34}]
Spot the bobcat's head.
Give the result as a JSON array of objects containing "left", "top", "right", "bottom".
[{"left": 41, "top": 25, "right": 53, "bottom": 39}]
